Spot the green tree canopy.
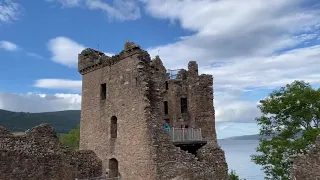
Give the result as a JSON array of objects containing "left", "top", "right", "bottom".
[
  {"left": 251, "top": 80, "right": 320, "bottom": 180},
  {"left": 229, "top": 169, "right": 242, "bottom": 180},
  {"left": 59, "top": 124, "right": 80, "bottom": 150}
]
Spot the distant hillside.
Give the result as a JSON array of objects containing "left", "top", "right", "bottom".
[
  {"left": 221, "top": 131, "right": 304, "bottom": 140},
  {"left": 0, "top": 109, "right": 80, "bottom": 134},
  {"left": 221, "top": 134, "right": 273, "bottom": 140}
]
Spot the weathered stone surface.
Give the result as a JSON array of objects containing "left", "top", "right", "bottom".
[
  {"left": 25, "top": 123, "right": 57, "bottom": 137},
  {"left": 291, "top": 135, "right": 320, "bottom": 180},
  {"left": 72, "top": 150, "right": 103, "bottom": 179},
  {"left": 79, "top": 41, "right": 228, "bottom": 180},
  {"left": 0, "top": 124, "right": 102, "bottom": 180},
  {"left": 0, "top": 126, "right": 12, "bottom": 136},
  {"left": 197, "top": 144, "right": 229, "bottom": 180}
]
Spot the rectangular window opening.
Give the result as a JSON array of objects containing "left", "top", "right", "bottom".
[
  {"left": 164, "top": 101, "right": 168, "bottom": 114},
  {"left": 165, "top": 81, "right": 169, "bottom": 90},
  {"left": 180, "top": 98, "right": 188, "bottom": 113},
  {"left": 100, "top": 83, "right": 107, "bottom": 100}
]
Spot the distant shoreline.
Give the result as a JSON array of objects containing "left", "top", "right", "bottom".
[{"left": 219, "top": 134, "right": 272, "bottom": 140}]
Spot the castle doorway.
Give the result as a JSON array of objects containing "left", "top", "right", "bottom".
[{"left": 108, "top": 158, "right": 119, "bottom": 178}]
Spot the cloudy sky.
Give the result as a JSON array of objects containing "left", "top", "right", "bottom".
[{"left": 0, "top": 0, "right": 320, "bottom": 139}]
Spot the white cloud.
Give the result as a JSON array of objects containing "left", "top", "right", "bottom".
[
  {"left": 26, "top": 52, "right": 44, "bottom": 59},
  {"left": 141, "top": 0, "right": 320, "bottom": 123},
  {"left": 47, "top": 36, "right": 113, "bottom": 67},
  {"left": 47, "top": 37, "right": 85, "bottom": 67},
  {"left": 0, "top": 0, "right": 22, "bottom": 24},
  {"left": 0, "top": 92, "right": 81, "bottom": 113},
  {"left": 0, "top": 40, "right": 18, "bottom": 51},
  {"left": 86, "top": 0, "right": 141, "bottom": 21},
  {"left": 34, "top": 79, "right": 82, "bottom": 92},
  {"left": 47, "top": 0, "right": 141, "bottom": 21},
  {"left": 144, "top": 0, "right": 320, "bottom": 68},
  {"left": 46, "top": 0, "right": 81, "bottom": 7}
]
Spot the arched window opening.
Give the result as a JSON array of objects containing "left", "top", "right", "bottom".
[
  {"left": 108, "top": 158, "right": 119, "bottom": 178},
  {"left": 110, "top": 116, "right": 117, "bottom": 138}
]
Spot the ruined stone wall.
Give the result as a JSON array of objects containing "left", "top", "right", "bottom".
[
  {"left": 145, "top": 55, "right": 228, "bottom": 180},
  {"left": 291, "top": 136, "right": 320, "bottom": 180},
  {"left": 0, "top": 124, "right": 102, "bottom": 180},
  {"left": 157, "top": 60, "right": 217, "bottom": 144},
  {"left": 153, "top": 58, "right": 227, "bottom": 178}
]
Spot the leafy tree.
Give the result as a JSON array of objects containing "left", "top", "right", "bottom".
[
  {"left": 229, "top": 169, "right": 242, "bottom": 180},
  {"left": 251, "top": 80, "right": 320, "bottom": 180},
  {"left": 59, "top": 124, "right": 80, "bottom": 149}
]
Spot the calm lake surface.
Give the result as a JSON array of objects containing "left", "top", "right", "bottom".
[{"left": 218, "top": 140, "right": 264, "bottom": 180}]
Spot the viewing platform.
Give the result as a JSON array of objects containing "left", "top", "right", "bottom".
[{"left": 166, "top": 128, "right": 207, "bottom": 155}]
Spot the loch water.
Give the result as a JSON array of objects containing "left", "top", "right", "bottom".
[{"left": 218, "top": 140, "right": 264, "bottom": 180}]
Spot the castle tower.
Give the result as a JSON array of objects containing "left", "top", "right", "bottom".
[{"left": 78, "top": 42, "right": 228, "bottom": 180}]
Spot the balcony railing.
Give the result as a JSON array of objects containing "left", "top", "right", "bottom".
[{"left": 165, "top": 128, "right": 203, "bottom": 142}]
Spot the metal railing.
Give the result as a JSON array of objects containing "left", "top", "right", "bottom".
[
  {"left": 166, "top": 128, "right": 203, "bottom": 142},
  {"left": 167, "top": 69, "right": 182, "bottom": 79}
]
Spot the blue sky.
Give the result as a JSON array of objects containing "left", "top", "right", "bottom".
[{"left": 0, "top": 0, "right": 320, "bottom": 139}]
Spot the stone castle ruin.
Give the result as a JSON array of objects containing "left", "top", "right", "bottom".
[{"left": 78, "top": 41, "right": 228, "bottom": 180}]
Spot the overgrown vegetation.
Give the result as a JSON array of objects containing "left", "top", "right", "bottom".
[
  {"left": 59, "top": 124, "right": 80, "bottom": 149},
  {"left": 251, "top": 80, "right": 320, "bottom": 180}
]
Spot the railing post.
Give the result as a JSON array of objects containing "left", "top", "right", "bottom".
[
  {"left": 172, "top": 127, "right": 175, "bottom": 142},
  {"left": 183, "top": 128, "right": 185, "bottom": 141},
  {"left": 199, "top": 128, "right": 202, "bottom": 141},
  {"left": 192, "top": 128, "right": 194, "bottom": 141}
]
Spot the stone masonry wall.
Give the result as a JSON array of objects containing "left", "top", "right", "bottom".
[
  {"left": 79, "top": 43, "right": 157, "bottom": 179},
  {"left": 0, "top": 124, "right": 102, "bottom": 180},
  {"left": 291, "top": 135, "right": 320, "bottom": 180}
]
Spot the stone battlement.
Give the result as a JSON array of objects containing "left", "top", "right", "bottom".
[{"left": 78, "top": 41, "right": 146, "bottom": 75}]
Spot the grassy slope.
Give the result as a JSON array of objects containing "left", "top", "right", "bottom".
[{"left": 0, "top": 109, "right": 80, "bottom": 134}]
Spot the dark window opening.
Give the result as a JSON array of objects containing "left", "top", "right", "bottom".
[
  {"left": 181, "top": 98, "right": 188, "bottom": 113},
  {"left": 165, "top": 81, "right": 168, "bottom": 90},
  {"left": 100, "top": 83, "right": 106, "bottom": 100},
  {"left": 111, "top": 116, "right": 117, "bottom": 138},
  {"left": 164, "top": 101, "right": 168, "bottom": 114},
  {"left": 108, "top": 158, "right": 119, "bottom": 178}
]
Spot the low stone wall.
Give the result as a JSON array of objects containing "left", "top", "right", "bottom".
[
  {"left": 0, "top": 124, "right": 102, "bottom": 180},
  {"left": 291, "top": 135, "right": 320, "bottom": 180}
]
